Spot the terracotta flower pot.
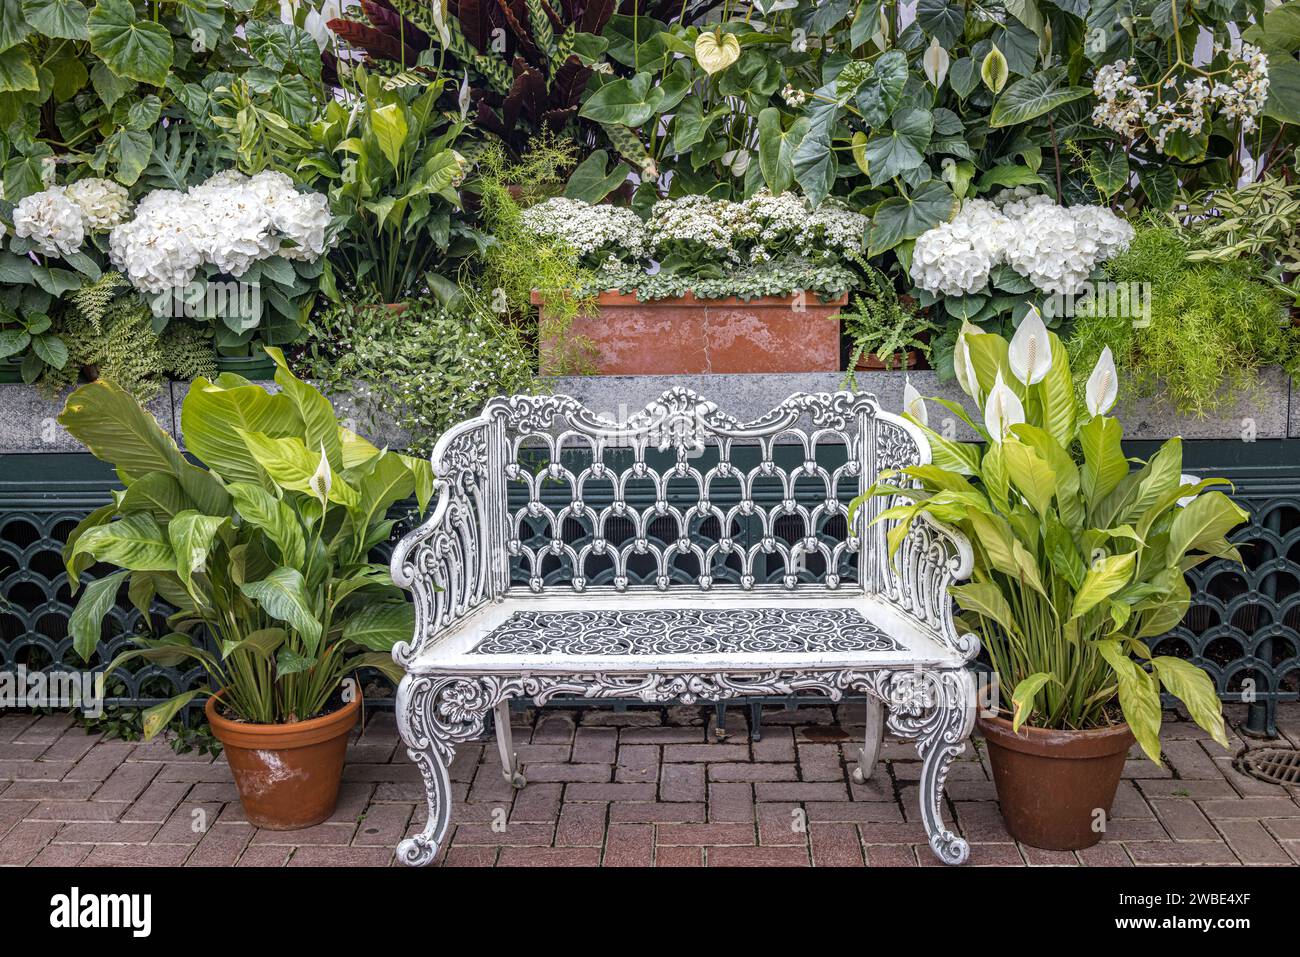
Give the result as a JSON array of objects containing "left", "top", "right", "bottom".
[
  {"left": 206, "top": 692, "right": 360, "bottom": 830},
  {"left": 977, "top": 712, "right": 1135, "bottom": 850},
  {"left": 855, "top": 349, "right": 919, "bottom": 371},
  {"left": 533, "top": 289, "right": 846, "bottom": 375}
]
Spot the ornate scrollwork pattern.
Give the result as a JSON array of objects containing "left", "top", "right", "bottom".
[{"left": 395, "top": 665, "right": 976, "bottom": 866}]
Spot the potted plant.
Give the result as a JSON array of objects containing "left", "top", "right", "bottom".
[
  {"left": 520, "top": 192, "right": 864, "bottom": 375},
  {"left": 845, "top": 265, "right": 938, "bottom": 371},
  {"left": 60, "top": 349, "right": 431, "bottom": 829},
  {"left": 854, "top": 311, "right": 1245, "bottom": 850}
]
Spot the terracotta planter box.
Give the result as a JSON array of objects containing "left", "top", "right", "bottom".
[{"left": 533, "top": 290, "right": 846, "bottom": 375}]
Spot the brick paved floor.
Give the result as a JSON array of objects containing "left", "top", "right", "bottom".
[{"left": 2, "top": 701, "right": 1298, "bottom": 866}]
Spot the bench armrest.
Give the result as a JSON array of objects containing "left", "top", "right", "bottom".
[
  {"left": 390, "top": 419, "right": 495, "bottom": 668},
  {"left": 882, "top": 510, "right": 978, "bottom": 662}
]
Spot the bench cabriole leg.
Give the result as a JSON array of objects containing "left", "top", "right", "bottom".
[
  {"left": 495, "top": 699, "right": 527, "bottom": 788},
  {"left": 852, "top": 696, "right": 885, "bottom": 784},
  {"left": 395, "top": 674, "right": 486, "bottom": 866},
  {"left": 884, "top": 668, "right": 976, "bottom": 865}
]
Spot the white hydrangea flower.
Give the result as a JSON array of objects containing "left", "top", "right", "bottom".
[
  {"left": 64, "top": 178, "right": 132, "bottom": 231},
  {"left": 109, "top": 169, "right": 333, "bottom": 294},
  {"left": 519, "top": 197, "right": 646, "bottom": 260},
  {"left": 1068, "top": 204, "right": 1135, "bottom": 261},
  {"left": 13, "top": 187, "right": 85, "bottom": 258},
  {"left": 909, "top": 198, "right": 1015, "bottom": 297},
  {"left": 1003, "top": 203, "right": 1098, "bottom": 296}
]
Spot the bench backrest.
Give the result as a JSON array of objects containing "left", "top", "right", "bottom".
[{"left": 414, "top": 388, "right": 929, "bottom": 605}]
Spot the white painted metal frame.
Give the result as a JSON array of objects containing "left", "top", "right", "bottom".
[{"left": 390, "top": 388, "right": 978, "bottom": 865}]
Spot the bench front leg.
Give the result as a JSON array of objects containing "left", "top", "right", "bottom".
[
  {"left": 883, "top": 668, "right": 976, "bottom": 865},
  {"left": 396, "top": 674, "right": 501, "bottom": 866}
]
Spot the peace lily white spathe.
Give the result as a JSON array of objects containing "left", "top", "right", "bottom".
[
  {"left": 953, "top": 321, "right": 982, "bottom": 401},
  {"left": 903, "top": 377, "right": 927, "bottom": 427},
  {"left": 1086, "top": 346, "right": 1119, "bottom": 417},
  {"left": 1008, "top": 307, "right": 1051, "bottom": 386},
  {"left": 923, "top": 37, "right": 950, "bottom": 88},
  {"left": 983, "top": 370, "right": 1025, "bottom": 442}
]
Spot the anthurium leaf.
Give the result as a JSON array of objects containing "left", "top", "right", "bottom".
[
  {"left": 866, "top": 108, "right": 932, "bottom": 186},
  {"left": 342, "top": 601, "right": 415, "bottom": 652},
  {"left": 757, "top": 107, "right": 807, "bottom": 195},
  {"left": 1095, "top": 639, "right": 1163, "bottom": 763},
  {"left": 88, "top": 0, "right": 173, "bottom": 87},
  {"left": 578, "top": 73, "right": 659, "bottom": 127},
  {"left": 1010, "top": 672, "right": 1054, "bottom": 732},
  {"left": 564, "top": 149, "right": 630, "bottom": 203},
  {"left": 23, "top": 0, "right": 90, "bottom": 41},
  {"left": 69, "top": 569, "right": 129, "bottom": 661},
  {"left": 241, "top": 567, "right": 322, "bottom": 649},
  {"left": 866, "top": 180, "right": 957, "bottom": 255},
  {"left": 1151, "top": 655, "right": 1229, "bottom": 749},
  {"left": 791, "top": 80, "right": 840, "bottom": 207},
  {"left": 915, "top": 0, "right": 965, "bottom": 45},
  {"left": 1071, "top": 551, "right": 1136, "bottom": 620},
  {"left": 990, "top": 68, "right": 1089, "bottom": 127}
]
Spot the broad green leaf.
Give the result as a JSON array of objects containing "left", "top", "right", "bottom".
[
  {"left": 353, "top": 452, "right": 415, "bottom": 547},
  {"left": 118, "top": 471, "right": 190, "bottom": 522},
  {"left": 369, "top": 102, "right": 408, "bottom": 169},
  {"left": 578, "top": 73, "right": 660, "bottom": 127},
  {"left": 1168, "top": 492, "right": 1249, "bottom": 564},
  {"left": 867, "top": 180, "right": 957, "bottom": 255},
  {"left": 1010, "top": 672, "right": 1054, "bottom": 732},
  {"left": 1079, "top": 413, "right": 1127, "bottom": 506},
  {"left": 989, "top": 67, "right": 1089, "bottom": 127},
  {"left": 181, "top": 378, "right": 303, "bottom": 486},
  {"left": 0, "top": 46, "right": 39, "bottom": 92},
  {"left": 1001, "top": 439, "right": 1056, "bottom": 515},
  {"left": 222, "top": 627, "right": 286, "bottom": 660},
  {"left": 69, "top": 569, "right": 129, "bottom": 661},
  {"left": 915, "top": 0, "right": 964, "bottom": 45},
  {"left": 950, "top": 582, "right": 1020, "bottom": 638},
  {"left": 265, "top": 346, "right": 342, "bottom": 469},
  {"left": 227, "top": 482, "right": 305, "bottom": 568},
  {"left": 72, "top": 512, "right": 175, "bottom": 572},
  {"left": 142, "top": 690, "right": 202, "bottom": 739},
  {"left": 1036, "top": 334, "right": 1075, "bottom": 449},
  {"left": 865, "top": 108, "right": 932, "bottom": 186},
  {"left": 1071, "top": 551, "right": 1135, "bottom": 619},
  {"left": 564, "top": 149, "right": 630, "bottom": 203},
  {"left": 88, "top": 0, "right": 173, "bottom": 86},
  {"left": 975, "top": 164, "right": 1045, "bottom": 192},
  {"left": 241, "top": 567, "right": 322, "bottom": 650},
  {"left": 168, "top": 510, "right": 228, "bottom": 590},
  {"left": 851, "top": 50, "right": 908, "bottom": 126},
  {"left": 756, "top": 107, "right": 807, "bottom": 195},
  {"left": 342, "top": 601, "right": 415, "bottom": 652},
  {"left": 1151, "top": 656, "right": 1228, "bottom": 749},
  {"left": 63, "top": 502, "right": 116, "bottom": 584},
  {"left": 791, "top": 80, "right": 840, "bottom": 206},
  {"left": 237, "top": 430, "right": 358, "bottom": 506},
  {"left": 1089, "top": 147, "right": 1129, "bottom": 198},
  {"left": 1096, "top": 639, "right": 1162, "bottom": 763},
  {"left": 23, "top": 0, "right": 90, "bottom": 41},
  {"left": 347, "top": 650, "right": 405, "bottom": 686}
]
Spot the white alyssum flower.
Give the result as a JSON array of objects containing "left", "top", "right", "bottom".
[
  {"left": 109, "top": 170, "right": 333, "bottom": 294},
  {"left": 13, "top": 187, "right": 85, "bottom": 258},
  {"left": 519, "top": 197, "right": 646, "bottom": 261},
  {"left": 64, "top": 178, "right": 132, "bottom": 231}
]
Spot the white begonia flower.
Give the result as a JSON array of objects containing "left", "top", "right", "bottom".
[
  {"left": 520, "top": 197, "right": 647, "bottom": 261},
  {"left": 1085, "top": 346, "right": 1119, "bottom": 418},
  {"left": 14, "top": 188, "right": 85, "bottom": 258},
  {"left": 984, "top": 370, "right": 1025, "bottom": 443},
  {"left": 1007, "top": 307, "right": 1052, "bottom": 386},
  {"left": 953, "top": 321, "right": 982, "bottom": 402},
  {"left": 923, "top": 37, "right": 950, "bottom": 88},
  {"left": 903, "top": 376, "right": 927, "bottom": 427},
  {"left": 64, "top": 178, "right": 132, "bottom": 231}
]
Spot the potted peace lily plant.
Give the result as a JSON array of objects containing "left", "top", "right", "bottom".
[
  {"left": 61, "top": 350, "right": 431, "bottom": 829},
  {"left": 519, "top": 191, "right": 865, "bottom": 375},
  {"left": 856, "top": 311, "right": 1246, "bottom": 850}
]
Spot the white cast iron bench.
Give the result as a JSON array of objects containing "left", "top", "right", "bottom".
[{"left": 389, "top": 388, "right": 978, "bottom": 865}]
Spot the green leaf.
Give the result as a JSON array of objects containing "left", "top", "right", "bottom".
[
  {"left": 119, "top": 471, "right": 189, "bottom": 521},
  {"left": 227, "top": 482, "right": 305, "bottom": 568},
  {"left": 915, "top": 0, "right": 965, "bottom": 45},
  {"left": 142, "top": 690, "right": 202, "bottom": 739},
  {"left": 265, "top": 346, "right": 343, "bottom": 470},
  {"left": 990, "top": 68, "right": 1089, "bottom": 127},
  {"left": 0, "top": 2, "right": 33, "bottom": 52},
  {"left": 353, "top": 452, "right": 414, "bottom": 545},
  {"left": 369, "top": 101, "right": 408, "bottom": 170},
  {"left": 72, "top": 512, "right": 175, "bottom": 571},
  {"left": 342, "top": 601, "right": 415, "bottom": 652},
  {"left": 1089, "top": 147, "right": 1129, "bottom": 198},
  {"left": 180, "top": 377, "right": 303, "bottom": 487},
  {"left": 867, "top": 180, "right": 957, "bottom": 255},
  {"left": 23, "top": 0, "right": 90, "bottom": 41},
  {"left": 88, "top": 0, "right": 173, "bottom": 87},
  {"left": 1168, "top": 492, "right": 1249, "bottom": 565},
  {"left": 0, "top": 46, "right": 39, "bottom": 93},
  {"left": 756, "top": 107, "right": 807, "bottom": 195},
  {"left": 1096, "top": 639, "right": 1163, "bottom": 764},
  {"left": 222, "top": 627, "right": 286, "bottom": 661},
  {"left": 852, "top": 50, "right": 908, "bottom": 126},
  {"left": 975, "top": 164, "right": 1045, "bottom": 192},
  {"left": 1001, "top": 439, "right": 1056, "bottom": 515},
  {"left": 1010, "top": 672, "right": 1054, "bottom": 732},
  {"left": 241, "top": 567, "right": 322, "bottom": 650},
  {"left": 1151, "top": 656, "right": 1228, "bottom": 749},
  {"left": 578, "top": 73, "right": 660, "bottom": 127},
  {"left": 69, "top": 569, "right": 129, "bottom": 661},
  {"left": 950, "top": 582, "right": 1020, "bottom": 638},
  {"left": 168, "top": 510, "right": 227, "bottom": 590},
  {"left": 865, "top": 108, "right": 932, "bottom": 186},
  {"left": 564, "top": 149, "right": 630, "bottom": 203},
  {"left": 1071, "top": 551, "right": 1136, "bottom": 620},
  {"left": 1079, "top": 413, "right": 1127, "bottom": 506},
  {"left": 1037, "top": 334, "right": 1075, "bottom": 450},
  {"left": 31, "top": 333, "right": 68, "bottom": 369}
]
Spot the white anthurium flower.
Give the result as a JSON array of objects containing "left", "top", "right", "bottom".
[
  {"left": 903, "top": 376, "right": 927, "bottom": 427},
  {"left": 923, "top": 37, "right": 950, "bottom": 88},
  {"left": 310, "top": 442, "right": 332, "bottom": 503},
  {"left": 983, "top": 370, "right": 1025, "bottom": 443},
  {"left": 1086, "top": 346, "right": 1119, "bottom": 417},
  {"left": 1176, "top": 474, "right": 1201, "bottom": 508},
  {"left": 1007, "top": 306, "right": 1052, "bottom": 386},
  {"left": 458, "top": 71, "right": 471, "bottom": 119},
  {"left": 953, "top": 320, "right": 982, "bottom": 401}
]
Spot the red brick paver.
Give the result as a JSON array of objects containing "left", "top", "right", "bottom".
[{"left": 1, "top": 703, "right": 1298, "bottom": 866}]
